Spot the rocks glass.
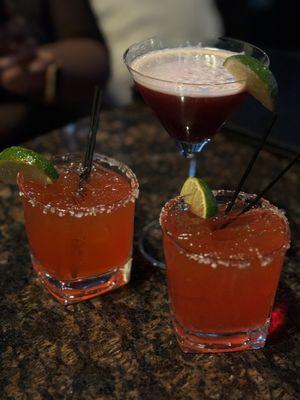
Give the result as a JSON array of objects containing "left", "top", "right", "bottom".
[
  {"left": 160, "top": 190, "right": 290, "bottom": 353},
  {"left": 18, "top": 153, "right": 139, "bottom": 304}
]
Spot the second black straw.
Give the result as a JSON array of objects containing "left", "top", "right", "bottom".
[{"left": 80, "top": 86, "right": 102, "bottom": 181}]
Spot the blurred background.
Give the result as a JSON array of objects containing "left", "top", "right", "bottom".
[
  {"left": 0, "top": 0, "right": 299, "bottom": 150},
  {"left": 215, "top": 0, "right": 300, "bottom": 152}
]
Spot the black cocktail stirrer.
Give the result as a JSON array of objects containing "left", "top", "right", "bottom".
[
  {"left": 220, "top": 151, "right": 300, "bottom": 229},
  {"left": 225, "top": 113, "right": 278, "bottom": 213},
  {"left": 240, "top": 151, "right": 300, "bottom": 214},
  {"left": 80, "top": 86, "right": 102, "bottom": 181}
]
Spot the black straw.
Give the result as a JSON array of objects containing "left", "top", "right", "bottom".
[
  {"left": 80, "top": 86, "right": 102, "bottom": 181},
  {"left": 225, "top": 113, "right": 278, "bottom": 213},
  {"left": 219, "top": 151, "right": 300, "bottom": 229},
  {"left": 240, "top": 151, "right": 300, "bottom": 214}
]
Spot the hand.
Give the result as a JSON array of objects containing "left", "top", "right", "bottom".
[
  {"left": 0, "top": 15, "right": 54, "bottom": 97},
  {"left": 0, "top": 50, "right": 54, "bottom": 97}
]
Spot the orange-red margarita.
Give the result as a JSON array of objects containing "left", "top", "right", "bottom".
[
  {"left": 18, "top": 154, "right": 139, "bottom": 304},
  {"left": 160, "top": 190, "right": 290, "bottom": 353}
]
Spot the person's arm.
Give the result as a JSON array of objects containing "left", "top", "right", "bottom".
[
  {"left": 0, "top": 0, "right": 110, "bottom": 107},
  {"left": 41, "top": 37, "right": 109, "bottom": 106},
  {"left": 43, "top": 0, "right": 110, "bottom": 105}
]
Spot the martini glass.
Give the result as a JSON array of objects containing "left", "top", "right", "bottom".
[{"left": 124, "top": 37, "right": 269, "bottom": 266}]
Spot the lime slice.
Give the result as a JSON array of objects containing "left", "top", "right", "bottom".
[
  {"left": 180, "top": 177, "right": 218, "bottom": 218},
  {"left": 223, "top": 54, "right": 278, "bottom": 111},
  {"left": 0, "top": 146, "right": 59, "bottom": 184}
]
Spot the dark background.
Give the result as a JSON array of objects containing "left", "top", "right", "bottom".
[
  {"left": 1, "top": 0, "right": 299, "bottom": 152},
  {"left": 216, "top": 0, "right": 300, "bottom": 152}
]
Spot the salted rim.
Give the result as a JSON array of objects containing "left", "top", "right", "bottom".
[
  {"left": 18, "top": 153, "right": 139, "bottom": 217},
  {"left": 160, "top": 190, "right": 290, "bottom": 267},
  {"left": 124, "top": 37, "right": 270, "bottom": 88}
]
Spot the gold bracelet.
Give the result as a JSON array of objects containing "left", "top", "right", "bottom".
[{"left": 44, "top": 62, "right": 59, "bottom": 104}]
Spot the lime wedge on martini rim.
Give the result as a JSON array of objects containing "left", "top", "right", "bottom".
[{"left": 223, "top": 54, "right": 278, "bottom": 112}]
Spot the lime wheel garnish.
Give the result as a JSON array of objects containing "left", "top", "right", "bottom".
[{"left": 180, "top": 177, "right": 218, "bottom": 218}]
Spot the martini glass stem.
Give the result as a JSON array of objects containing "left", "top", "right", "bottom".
[
  {"left": 176, "top": 138, "right": 211, "bottom": 177},
  {"left": 188, "top": 154, "right": 197, "bottom": 177}
]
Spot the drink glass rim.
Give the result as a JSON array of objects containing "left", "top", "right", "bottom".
[
  {"left": 124, "top": 36, "right": 270, "bottom": 88},
  {"left": 18, "top": 153, "right": 139, "bottom": 218},
  {"left": 160, "top": 190, "right": 290, "bottom": 267}
]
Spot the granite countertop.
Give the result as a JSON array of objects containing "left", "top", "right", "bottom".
[{"left": 0, "top": 104, "right": 299, "bottom": 400}]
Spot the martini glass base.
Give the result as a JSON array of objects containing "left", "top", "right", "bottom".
[
  {"left": 139, "top": 139, "right": 212, "bottom": 267},
  {"left": 138, "top": 220, "right": 165, "bottom": 268}
]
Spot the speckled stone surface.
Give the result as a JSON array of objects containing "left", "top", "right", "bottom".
[{"left": 0, "top": 104, "right": 299, "bottom": 400}]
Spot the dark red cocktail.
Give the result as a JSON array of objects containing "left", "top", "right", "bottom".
[
  {"left": 130, "top": 47, "right": 247, "bottom": 144},
  {"left": 136, "top": 82, "right": 246, "bottom": 143}
]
